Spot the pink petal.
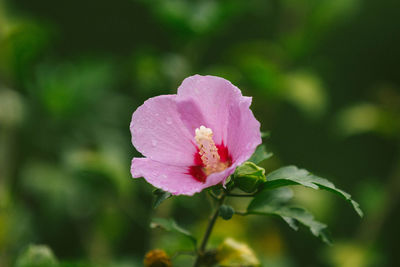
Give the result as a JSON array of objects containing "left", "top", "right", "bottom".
[
  {"left": 226, "top": 96, "right": 262, "bottom": 164},
  {"left": 176, "top": 98, "right": 209, "bottom": 136},
  {"left": 131, "top": 158, "right": 205, "bottom": 195},
  {"left": 131, "top": 158, "right": 238, "bottom": 196},
  {"left": 130, "top": 95, "right": 197, "bottom": 166},
  {"left": 177, "top": 75, "right": 243, "bottom": 145},
  {"left": 204, "top": 164, "right": 238, "bottom": 188}
]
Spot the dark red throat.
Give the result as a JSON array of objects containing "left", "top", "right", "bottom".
[{"left": 188, "top": 142, "right": 232, "bottom": 183}]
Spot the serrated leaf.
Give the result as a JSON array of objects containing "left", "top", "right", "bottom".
[
  {"left": 274, "top": 206, "right": 331, "bottom": 244},
  {"left": 152, "top": 189, "right": 172, "bottom": 209},
  {"left": 247, "top": 189, "right": 331, "bottom": 244},
  {"left": 281, "top": 216, "right": 299, "bottom": 230},
  {"left": 150, "top": 218, "right": 197, "bottom": 248},
  {"left": 263, "top": 166, "right": 363, "bottom": 217},
  {"left": 248, "top": 187, "right": 294, "bottom": 209},
  {"left": 248, "top": 145, "right": 273, "bottom": 164}
]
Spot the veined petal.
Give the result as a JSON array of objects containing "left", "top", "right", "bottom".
[
  {"left": 131, "top": 158, "right": 206, "bottom": 196},
  {"left": 226, "top": 96, "right": 261, "bottom": 164},
  {"left": 177, "top": 75, "right": 244, "bottom": 145},
  {"left": 130, "top": 95, "right": 197, "bottom": 166},
  {"left": 176, "top": 98, "right": 209, "bottom": 136}
]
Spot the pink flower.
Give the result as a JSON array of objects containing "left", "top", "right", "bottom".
[{"left": 130, "top": 75, "right": 261, "bottom": 195}]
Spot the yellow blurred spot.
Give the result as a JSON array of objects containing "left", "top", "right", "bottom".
[
  {"left": 0, "top": 88, "right": 24, "bottom": 127},
  {"left": 285, "top": 71, "right": 327, "bottom": 118},
  {"left": 216, "top": 238, "right": 260, "bottom": 267},
  {"left": 336, "top": 103, "right": 380, "bottom": 136},
  {"left": 257, "top": 230, "right": 284, "bottom": 257},
  {"left": 328, "top": 242, "right": 369, "bottom": 267}
]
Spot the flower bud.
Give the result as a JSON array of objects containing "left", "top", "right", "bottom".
[
  {"left": 143, "top": 249, "right": 172, "bottom": 267},
  {"left": 233, "top": 162, "right": 266, "bottom": 193},
  {"left": 219, "top": 204, "right": 234, "bottom": 220}
]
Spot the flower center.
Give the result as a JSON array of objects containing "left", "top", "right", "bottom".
[{"left": 195, "top": 126, "right": 229, "bottom": 175}]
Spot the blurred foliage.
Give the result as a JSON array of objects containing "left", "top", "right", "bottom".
[
  {"left": 16, "top": 245, "right": 58, "bottom": 267},
  {"left": 0, "top": 0, "right": 400, "bottom": 266}
]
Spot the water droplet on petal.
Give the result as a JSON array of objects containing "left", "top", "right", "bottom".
[
  {"left": 166, "top": 118, "right": 172, "bottom": 125},
  {"left": 161, "top": 174, "right": 167, "bottom": 179},
  {"left": 152, "top": 139, "right": 158, "bottom": 147}
]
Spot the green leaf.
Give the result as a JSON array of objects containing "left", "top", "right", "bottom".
[
  {"left": 247, "top": 188, "right": 332, "bottom": 244},
  {"left": 248, "top": 145, "right": 273, "bottom": 164},
  {"left": 219, "top": 205, "right": 235, "bottom": 220},
  {"left": 150, "top": 218, "right": 197, "bottom": 248},
  {"left": 152, "top": 189, "right": 172, "bottom": 209},
  {"left": 233, "top": 162, "right": 266, "bottom": 193},
  {"left": 261, "top": 131, "right": 271, "bottom": 139},
  {"left": 248, "top": 187, "right": 294, "bottom": 209},
  {"left": 263, "top": 166, "right": 363, "bottom": 217}
]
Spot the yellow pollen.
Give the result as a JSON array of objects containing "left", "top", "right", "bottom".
[{"left": 195, "top": 126, "right": 228, "bottom": 175}]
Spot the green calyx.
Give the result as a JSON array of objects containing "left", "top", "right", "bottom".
[{"left": 233, "top": 162, "right": 266, "bottom": 193}]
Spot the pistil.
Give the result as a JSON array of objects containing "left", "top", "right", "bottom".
[{"left": 195, "top": 126, "right": 228, "bottom": 175}]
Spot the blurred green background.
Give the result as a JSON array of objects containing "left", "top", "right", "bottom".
[{"left": 1, "top": 0, "right": 399, "bottom": 266}]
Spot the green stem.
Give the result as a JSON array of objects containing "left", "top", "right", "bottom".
[
  {"left": 193, "top": 192, "right": 226, "bottom": 267},
  {"left": 208, "top": 190, "right": 219, "bottom": 200},
  {"left": 227, "top": 193, "right": 256, "bottom": 197},
  {"left": 234, "top": 211, "right": 248, "bottom": 216}
]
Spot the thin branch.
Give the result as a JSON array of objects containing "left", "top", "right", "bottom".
[
  {"left": 208, "top": 190, "right": 220, "bottom": 200},
  {"left": 227, "top": 193, "right": 256, "bottom": 197},
  {"left": 193, "top": 192, "right": 226, "bottom": 267}
]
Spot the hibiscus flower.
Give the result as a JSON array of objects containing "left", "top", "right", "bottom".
[{"left": 130, "top": 75, "right": 261, "bottom": 195}]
